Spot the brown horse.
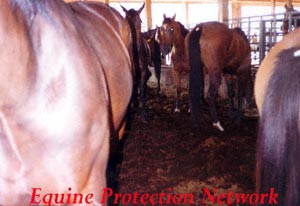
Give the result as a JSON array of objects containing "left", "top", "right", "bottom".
[
  {"left": 121, "top": 3, "right": 152, "bottom": 122},
  {"left": 0, "top": 1, "right": 133, "bottom": 205},
  {"left": 159, "top": 15, "right": 252, "bottom": 131},
  {"left": 281, "top": 4, "right": 300, "bottom": 35},
  {"left": 255, "top": 28, "right": 300, "bottom": 206},
  {"left": 158, "top": 14, "right": 189, "bottom": 113}
]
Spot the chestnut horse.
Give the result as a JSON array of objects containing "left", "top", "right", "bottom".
[
  {"left": 255, "top": 28, "right": 300, "bottom": 206},
  {"left": 0, "top": 0, "right": 132, "bottom": 206},
  {"left": 143, "top": 28, "right": 162, "bottom": 95},
  {"left": 159, "top": 15, "right": 252, "bottom": 131},
  {"left": 158, "top": 14, "right": 189, "bottom": 113},
  {"left": 121, "top": 3, "right": 152, "bottom": 122}
]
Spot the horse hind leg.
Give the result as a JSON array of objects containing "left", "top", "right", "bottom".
[
  {"left": 236, "top": 70, "right": 252, "bottom": 122},
  {"left": 208, "top": 71, "right": 224, "bottom": 131},
  {"left": 225, "top": 75, "right": 236, "bottom": 119}
]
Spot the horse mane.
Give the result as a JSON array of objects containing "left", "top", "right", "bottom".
[
  {"left": 177, "top": 21, "right": 189, "bottom": 38},
  {"left": 257, "top": 46, "right": 300, "bottom": 205},
  {"left": 232, "top": 27, "right": 248, "bottom": 42}
]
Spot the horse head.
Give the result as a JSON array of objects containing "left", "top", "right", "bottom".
[
  {"left": 158, "top": 14, "right": 180, "bottom": 55},
  {"left": 121, "top": 3, "right": 144, "bottom": 34}
]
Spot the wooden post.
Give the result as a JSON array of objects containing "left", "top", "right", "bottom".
[
  {"left": 218, "top": 0, "right": 229, "bottom": 23},
  {"left": 231, "top": 1, "right": 241, "bottom": 20},
  {"left": 104, "top": 0, "right": 109, "bottom": 5},
  {"left": 185, "top": 2, "right": 189, "bottom": 27},
  {"left": 286, "top": 0, "right": 292, "bottom": 7},
  {"left": 145, "top": 0, "right": 152, "bottom": 30},
  {"left": 271, "top": 0, "right": 275, "bottom": 15}
]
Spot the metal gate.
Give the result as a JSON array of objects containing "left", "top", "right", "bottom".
[
  {"left": 226, "top": 13, "right": 286, "bottom": 71},
  {"left": 226, "top": 11, "right": 300, "bottom": 72}
]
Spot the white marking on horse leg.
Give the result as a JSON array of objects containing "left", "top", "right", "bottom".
[{"left": 212, "top": 121, "right": 224, "bottom": 132}]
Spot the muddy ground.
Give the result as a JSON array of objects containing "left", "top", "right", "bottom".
[{"left": 108, "top": 86, "right": 258, "bottom": 206}]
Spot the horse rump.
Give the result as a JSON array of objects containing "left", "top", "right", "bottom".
[{"left": 256, "top": 46, "right": 300, "bottom": 205}]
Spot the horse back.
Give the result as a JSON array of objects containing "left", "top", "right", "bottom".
[{"left": 70, "top": 1, "right": 131, "bottom": 51}]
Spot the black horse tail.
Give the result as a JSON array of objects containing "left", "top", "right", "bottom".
[
  {"left": 188, "top": 25, "right": 204, "bottom": 124},
  {"left": 256, "top": 47, "right": 300, "bottom": 206}
]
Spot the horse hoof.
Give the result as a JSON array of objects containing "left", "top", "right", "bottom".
[
  {"left": 212, "top": 121, "right": 224, "bottom": 132},
  {"left": 174, "top": 108, "right": 181, "bottom": 113}
]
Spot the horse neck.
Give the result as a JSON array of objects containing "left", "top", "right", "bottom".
[{"left": 172, "top": 28, "right": 186, "bottom": 56}]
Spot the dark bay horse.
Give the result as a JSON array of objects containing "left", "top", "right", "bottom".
[
  {"left": 282, "top": 4, "right": 300, "bottom": 35},
  {"left": 0, "top": 0, "right": 133, "bottom": 205},
  {"left": 143, "top": 28, "right": 162, "bottom": 95},
  {"left": 255, "top": 28, "right": 300, "bottom": 206},
  {"left": 121, "top": 3, "right": 152, "bottom": 122},
  {"left": 159, "top": 15, "right": 252, "bottom": 131}
]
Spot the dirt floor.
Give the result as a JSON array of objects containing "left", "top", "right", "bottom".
[{"left": 108, "top": 86, "right": 259, "bottom": 206}]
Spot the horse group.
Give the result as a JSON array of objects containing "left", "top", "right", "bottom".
[
  {"left": 158, "top": 14, "right": 253, "bottom": 131},
  {"left": 1, "top": 0, "right": 300, "bottom": 205}
]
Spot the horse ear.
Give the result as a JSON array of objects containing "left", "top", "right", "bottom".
[
  {"left": 172, "top": 13, "right": 176, "bottom": 21},
  {"left": 120, "top": 5, "right": 127, "bottom": 13},
  {"left": 138, "top": 3, "right": 145, "bottom": 14},
  {"left": 163, "top": 13, "right": 167, "bottom": 19}
]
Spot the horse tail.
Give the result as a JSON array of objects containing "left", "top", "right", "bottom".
[
  {"left": 256, "top": 47, "right": 300, "bottom": 205},
  {"left": 188, "top": 25, "right": 204, "bottom": 124}
]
